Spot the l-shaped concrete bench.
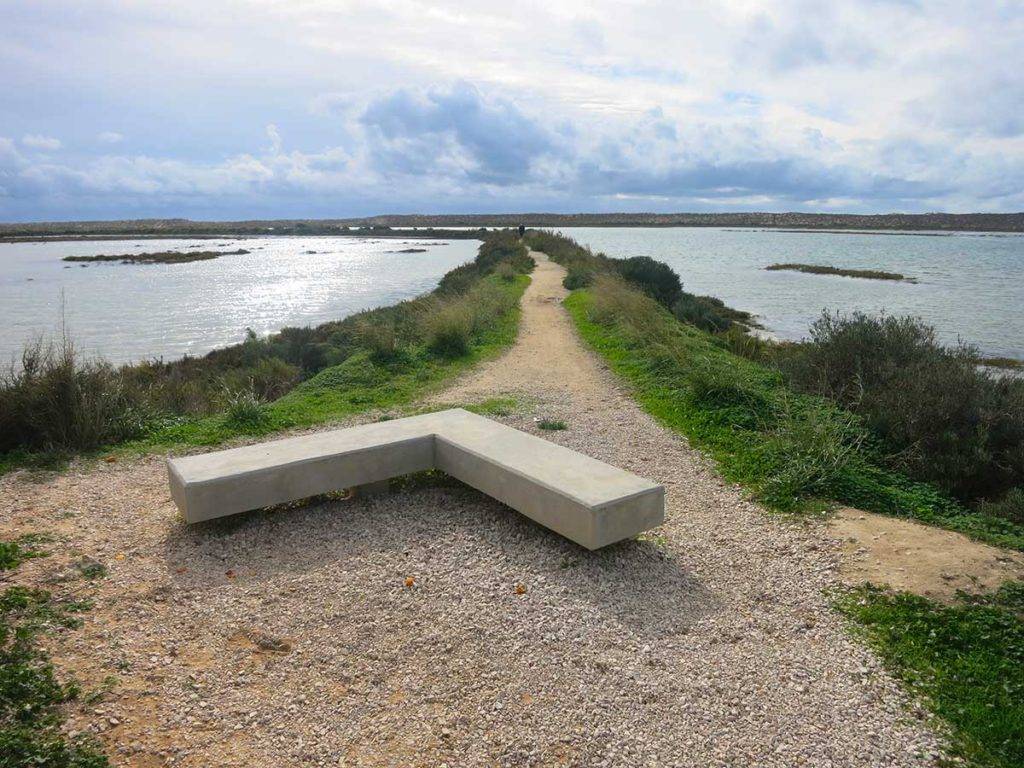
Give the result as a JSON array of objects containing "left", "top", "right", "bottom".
[{"left": 166, "top": 408, "right": 664, "bottom": 549}]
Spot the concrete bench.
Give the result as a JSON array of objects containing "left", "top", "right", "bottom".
[{"left": 166, "top": 408, "right": 664, "bottom": 549}]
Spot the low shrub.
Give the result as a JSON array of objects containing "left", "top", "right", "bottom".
[
  {"left": 0, "top": 337, "right": 153, "bottom": 454},
  {"left": 538, "top": 419, "right": 567, "bottom": 431},
  {"left": 425, "top": 304, "right": 475, "bottom": 358},
  {"left": 221, "top": 384, "right": 266, "bottom": 430},
  {"left": 562, "top": 265, "right": 594, "bottom": 290},
  {"left": 495, "top": 262, "right": 517, "bottom": 283},
  {"left": 615, "top": 256, "right": 683, "bottom": 308},
  {"left": 977, "top": 488, "right": 1024, "bottom": 524},
  {"left": 782, "top": 312, "right": 1024, "bottom": 502},
  {"left": 672, "top": 293, "right": 731, "bottom": 332}
]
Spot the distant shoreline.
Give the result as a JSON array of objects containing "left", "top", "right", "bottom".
[{"left": 1, "top": 211, "right": 1023, "bottom": 241}]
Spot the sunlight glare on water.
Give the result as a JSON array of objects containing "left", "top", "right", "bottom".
[{"left": 0, "top": 236, "right": 480, "bottom": 365}]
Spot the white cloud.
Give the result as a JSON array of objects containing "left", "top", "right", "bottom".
[
  {"left": 265, "top": 124, "right": 282, "bottom": 155},
  {"left": 21, "top": 134, "right": 62, "bottom": 151},
  {"left": 1, "top": 0, "right": 1023, "bottom": 216}
]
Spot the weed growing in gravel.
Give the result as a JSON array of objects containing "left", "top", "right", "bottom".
[
  {"left": 837, "top": 583, "right": 1024, "bottom": 768},
  {"left": 538, "top": 419, "right": 567, "bottom": 431},
  {"left": 0, "top": 537, "right": 109, "bottom": 767}
]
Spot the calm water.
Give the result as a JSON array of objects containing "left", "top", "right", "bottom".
[
  {"left": 2, "top": 228, "right": 1022, "bottom": 367},
  {"left": 557, "top": 227, "right": 1024, "bottom": 359},
  {"left": 0, "top": 237, "right": 479, "bottom": 365}
]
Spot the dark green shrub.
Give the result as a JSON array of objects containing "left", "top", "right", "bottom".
[
  {"left": 538, "top": 419, "right": 567, "bottom": 431},
  {"left": 978, "top": 488, "right": 1024, "bottom": 524},
  {"left": 495, "top": 262, "right": 517, "bottom": 283},
  {"left": 426, "top": 305, "right": 474, "bottom": 358},
  {"left": 563, "top": 266, "right": 594, "bottom": 290},
  {"left": 672, "top": 293, "right": 730, "bottom": 332},
  {"left": 782, "top": 312, "right": 1024, "bottom": 502},
  {"left": 616, "top": 256, "right": 683, "bottom": 308},
  {"left": 0, "top": 338, "right": 152, "bottom": 454}
]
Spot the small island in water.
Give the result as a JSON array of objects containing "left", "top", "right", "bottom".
[
  {"left": 765, "top": 262, "right": 915, "bottom": 282},
  {"left": 63, "top": 248, "right": 249, "bottom": 265}
]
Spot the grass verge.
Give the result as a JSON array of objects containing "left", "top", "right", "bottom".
[
  {"left": 563, "top": 282, "right": 1024, "bottom": 549},
  {"left": 836, "top": 583, "right": 1024, "bottom": 768},
  {"left": 1, "top": 537, "right": 108, "bottom": 767},
  {"left": 120, "top": 273, "right": 528, "bottom": 454}
]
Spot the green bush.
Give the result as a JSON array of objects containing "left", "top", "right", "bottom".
[
  {"left": 672, "top": 293, "right": 731, "bottom": 332},
  {"left": 495, "top": 262, "right": 517, "bottom": 283},
  {"left": 425, "top": 304, "right": 475, "bottom": 358},
  {"left": 0, "top": 337, "right": 153, "bottom": 454},
  {"left": 221, "top": 384, "right": 266, "bottom": 430},
  {"left": 978, "top": 488, "right": 1024, "bottom": 524},
  {"left": 782, "top": 312, "right": 1024, "bottom": 502},
  {"left": 616, "top": 256, "right": 683, "bottom": 308},
  {"left": 562, "top": 266, "right": 594, "bottom": 290}
]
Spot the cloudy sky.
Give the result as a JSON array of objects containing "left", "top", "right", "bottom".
[{"left": 1, "top": 0, "right": 1022, "bottom": 221}]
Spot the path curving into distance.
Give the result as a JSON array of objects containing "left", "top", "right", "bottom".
[{"left": 0, "top": 251, "right": 945, "bottom": 766}]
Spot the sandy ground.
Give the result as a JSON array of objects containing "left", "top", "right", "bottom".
[
  {"left": 829, "top": 507, "right": 1024, "bottom": 602},
  {"left": 4, "top": 251, "right": 1009, "bottom": 766}
]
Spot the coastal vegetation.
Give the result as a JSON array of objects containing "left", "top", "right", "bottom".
[
  {"left": 62, "top": 249, "right": 249, "bottom": 265},
  {"left": 0, "top": 232, "right": 533, "bottom": 469},
  {"left": 1, "top": 535, "right": 108, "bottom": 767},
  {"left": 765, "top": 263, "right": 913, "bottom": 282},
  {"left": 837, "top": 582, "right": 1024, "bottom": 768},
  {"left": 528, "top": 229, "right": 1024, "bottom": 767},
  {"left": 526, "top": 230, "right": 1024, "bottom": 547}
]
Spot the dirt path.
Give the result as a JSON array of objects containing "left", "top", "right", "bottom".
[
  {"left": 440, "top": 251, "right": 606, "bottom": 404},
  {"left": 1, "top": 252, "right": 956, "bottom": 767}
]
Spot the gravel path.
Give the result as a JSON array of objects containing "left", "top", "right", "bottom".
[{"left": 0, "top": 252, "right": 946, "bottom": 767}]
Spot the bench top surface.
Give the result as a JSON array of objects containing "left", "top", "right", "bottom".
[{"left": 168, "top": 408, "right": 660, "bottom": 507}]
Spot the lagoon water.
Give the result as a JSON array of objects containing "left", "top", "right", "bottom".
[
  {"left": 557, "top": 227, "right": 1024, "bottom": 360},
  {"left": 1, "top": 228, "right": 1022, "bottom": 367},
  {"left": 0, "top": 237, "right": 479, "bottom": 365}
]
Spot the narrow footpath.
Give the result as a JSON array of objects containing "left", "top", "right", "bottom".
[{"left": 0, "top": 252, "right": 947, "bottom": 767}]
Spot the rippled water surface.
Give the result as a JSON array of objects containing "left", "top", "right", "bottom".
[
  {"left": 557, "top": 227, "right": 1024, "bottom": 359},
  {"left": 3, "top": 228, "right": 1022, "bottom": 366},
  {"left": 0, "top": 237, "right": 479, "bottom": 364}
]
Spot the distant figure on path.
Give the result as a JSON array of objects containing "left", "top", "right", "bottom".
[{"left": 518, "top": 224, "right": 526, "bottom": 237}]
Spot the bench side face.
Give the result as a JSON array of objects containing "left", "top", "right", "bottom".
[
  {"left": 435, "top": 436, "right": 663, "bottom": 549},
  {"left": 168, "top": 435, "right": 434, "bottom": 524}
]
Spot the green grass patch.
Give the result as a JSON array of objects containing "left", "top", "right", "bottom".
[
  {"left": 120, "top": 274, "right": 528, "bottom": 454},
  {"left": 836, "top": 583, "right": 1024, "bottom": 768},
  {"left": 538, "top": 419, "right": 567, "bottom": 431},
  {"left": 1, "top": 537, "right": 109, "bottom": 767},
  {"left": 563, "top": 284, "right": 1024, "bottom": 549}
]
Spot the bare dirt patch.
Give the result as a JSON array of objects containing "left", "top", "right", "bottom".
[{"left": 829, "top": 507, "right": 1024, "bottom": 601}]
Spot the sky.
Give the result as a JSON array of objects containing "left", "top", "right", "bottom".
[{"left": 1, "top": 0, "right": 1023, "bottom": 221}]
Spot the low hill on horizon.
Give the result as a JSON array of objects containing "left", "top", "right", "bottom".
[{"left": 2, "top": 211, "right": 1023, "bottom": 238}]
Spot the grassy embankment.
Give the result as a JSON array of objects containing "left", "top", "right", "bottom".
[
  {"left": 1, "top": 232, "right": 533, "bottom": 471},
  {"left": 765, "top": 263, "right": 913, "bottom": 282},
  {"left": 528, "top": 229, "right": 1024, "bottom": 767}
]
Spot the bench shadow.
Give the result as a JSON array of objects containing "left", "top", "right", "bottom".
[{"left": 161, "top": 482, "right": 718, "bottom": 643}]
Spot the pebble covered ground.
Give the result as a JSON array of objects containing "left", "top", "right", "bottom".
[{"left": 0, "top": 253, "right": 947, "bottom": 766}]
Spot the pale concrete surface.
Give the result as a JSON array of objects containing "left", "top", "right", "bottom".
[{"left": 167, "top": 408, "right": 664, "bottom": 549}]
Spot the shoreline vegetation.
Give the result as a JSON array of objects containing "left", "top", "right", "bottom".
[
  {"left": 524, "top": 229, "right": 1023, "bottom": 768},
  {"left": 62, "top": 248, "right": 250, "bottom": 265},
  {"left": 3, "top": 211, "right": 1024, "bottom": 241},
  {"left": 1, "top": 231, "right": 533, "bottom": 471},
  {"left": 765, "top": 263, "right": 914, "bottom": 282},
  {"left": 524, "top": 230, "right": 1024, "bottom": 548}
]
